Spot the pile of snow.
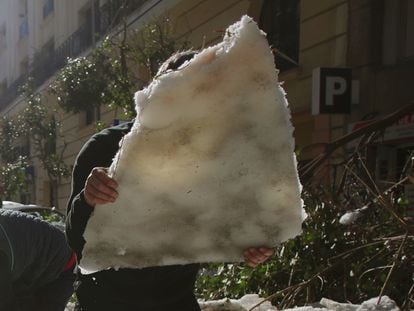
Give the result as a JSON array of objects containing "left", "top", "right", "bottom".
[
  {"left": 285, "top": 296, "right": 400, "bottom": 311},
  {"left": 339, "top": 205, "right": 369, "bottom": 225},
  {"left": 199, "top": 295, "right": 400, "bottom": 311},
  {"left": 65, "top": 295, "right": 400, "bottom": 311},
  {"left": 80, "top": 15, "right": 304, "bottom": 272},
  {"left": 200, "top": 294, "right": 276, "bottom": 311}
]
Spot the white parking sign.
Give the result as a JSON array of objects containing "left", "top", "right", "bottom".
[{"left": 312, "top": 67, "right": 352, "bottom": 115}]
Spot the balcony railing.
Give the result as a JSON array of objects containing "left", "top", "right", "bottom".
[{"left": 0, "top": 0, "right": 149, "bottom": 110}]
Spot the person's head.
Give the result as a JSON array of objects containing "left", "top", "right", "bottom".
[{"left": 156, "top": 50, "right": 198, "bottom": 77}]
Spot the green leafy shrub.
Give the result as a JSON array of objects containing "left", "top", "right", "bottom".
[
  {"left": 196, "top": 173, "right": 414, "bottom": 309},
  {"left": 50, "top": 18, "right": 189, "bottom": 118},
  {"left": 196, "top": 107, "right": 414, "bottom": 309},
  {"left": 49, "top": 50, "right": 114, "bottom": 114},
  {"left": 0, "top": 116, "right": 28, "bottom": 201}
]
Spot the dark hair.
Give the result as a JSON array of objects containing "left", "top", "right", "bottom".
[{"left": 156, "top": 50, "right": 198, "bottom": 76}]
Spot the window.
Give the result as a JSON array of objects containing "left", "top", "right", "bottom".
[
  {"left": 21, "top": 165, "right": 34, "bottom": 204},
  {"left": 79, "top": 3, "right": 95, "bottom": 47},
  {"left": 0, "top": 23, "right": 6, "bottom": 50},
  {"left": 382, "top": 0, "right": 414, "bottom": 65},
  {"left": 20, "top": 58, "right": 29, "bottom": 76},
  {"left": 19, "top": 0, "right": 28, "bottom": 17},
  {"left": 35, "top": 38, "right": 54, "bottom": 64},
  {"left": 404, "top": 0, "right": 414, "bottom": 58},
  {"left": 43, "top": 38, "right": 55, "bottom": 58},
  {"left": 259, "top": 0, "right": 300, "bottom": 71},
  {"left": 85, "top": 106, "right": 100, "bottom": 126},
  {"left": 17, "top": 139, "right": 31, "bottom": 157},
  {"left": 45, "top": 118, "right": 56, "bottom": 154},
  {"left": 43, "top": 180, "right": 57, "bottom": 207},
  {"left": 43, "top": 0, "right": 54, "bottom": 19},
  {"left": 19, "top": 17, "right": 29, "bottom": 39},
  {"left": 19, "top": 0, "right": 29, "bottom": 39},
  {"left": 0, "top": 79, "right": 7, "bottom": 95},
  {"left": 32, "top": 39, "right": 54, "bottom": 81}
]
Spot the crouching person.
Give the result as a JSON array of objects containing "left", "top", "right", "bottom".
[{"left": 0, "top": 209, "right": 76, "bottom": 311}]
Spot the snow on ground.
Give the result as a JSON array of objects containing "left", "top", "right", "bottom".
[
  {"left": 199, "top": 295, "right": 400, "bottom": 311},
  {"left": 284, "top": 296, "right": 400, "bottom": 311},
  {"left": 80, "top": 14, "right": 304, "bottom": 273},
  {"left": 199, "top": 294, "right": 277, "bottom": 310},
  {"left": 65, "top": 295, "right": 401, "bottom": 311}
]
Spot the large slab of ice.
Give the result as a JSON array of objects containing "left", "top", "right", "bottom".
[{"left": 80, "top": 15, "right": 304, "bottom": 273}]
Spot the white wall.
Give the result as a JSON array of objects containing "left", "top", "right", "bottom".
[{"left": 0, "top": 0, "right": 101, "bottom": 91}]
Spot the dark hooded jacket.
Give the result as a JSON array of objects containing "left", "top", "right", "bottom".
[
  {"left": 0, "top": 209, "right": 72, "bottom": 310},
  {"left": 66, "top": 121, "right": 200, "bottom": 311}
]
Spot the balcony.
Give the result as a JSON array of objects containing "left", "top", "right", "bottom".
[{"left": 0, "top": 0, "right": 149, "bottom": 110}]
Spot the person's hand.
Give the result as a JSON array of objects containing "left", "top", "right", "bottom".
[
  {"left": 84, "top": 167, "right": 118, "bottom": 207},
  {"left": 243, "top": 247, "right": 274, "bottom": 268}
]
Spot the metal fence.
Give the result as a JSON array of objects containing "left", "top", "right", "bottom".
[{"left": 0, "top": 0, "right": 149, "bottom": 110}]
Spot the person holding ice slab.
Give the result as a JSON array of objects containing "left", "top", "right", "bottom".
[{"left": 66, "top": 15, "right": 303, "bottom": 310}]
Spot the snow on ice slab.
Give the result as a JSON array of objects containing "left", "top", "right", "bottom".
[{"left": 80, "top": 15, "right": 304, "bottom": 273}]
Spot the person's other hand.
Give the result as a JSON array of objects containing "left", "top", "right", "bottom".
[
  {"left": 84, "top": 167, "right": 118, "bottom": 207},
  {"left": 243, "top": 247, "right": 274, "bottom": 268}
]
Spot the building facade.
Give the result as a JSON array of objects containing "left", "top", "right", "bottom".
[{"left": 0, "top": 0, "right": 413, "bottom": 210}]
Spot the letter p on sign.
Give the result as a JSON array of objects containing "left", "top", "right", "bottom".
[{"left": 312, "top": 68, "right": 352, "bottom": 115}]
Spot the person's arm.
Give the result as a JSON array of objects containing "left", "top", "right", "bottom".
[
  {"left": 0, "top": 250, "right": 15, "bottom": 309},
  {"left": 65, "top": 136, "right": 113, "bottom": 259},
  {"left": 65, "top": 137, "right": 97, "bottom": 259},
  {"left": 66, "top": 127, "right": 126, "bottom": 259},
  {"left": 66, "top": 166, "right": 118, "bottom": 258}
]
